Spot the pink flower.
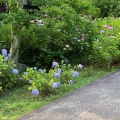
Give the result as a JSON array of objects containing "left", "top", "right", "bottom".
[
  {"left": 89, "top": 15, "right": 92, "bottom": 19},
  {"left": 107, "top": 26, "right": 113, "bottom": 30},
  {"left": 78, "top": 64, "right": 83, "bottom": 69},
  {"left": 81, "top": 38, "right": 85, "bottom": 41},
  {"left": 99, "top": 46, "right": 102, "bottom": 49},
  {"left": 100, "top": 30, "right": 105, "bottom": 33}
]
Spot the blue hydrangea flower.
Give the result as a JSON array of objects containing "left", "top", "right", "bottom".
[
  {"left": 73, "top": 71, "right": 79, "bottom": 77},
  {"left": 39, "top": 69, "right": 43, "bottom": 72},
  {"left": 52, "top": 82, "right": 58, "bottom": 88},
  {"left": 55, "top": 73, "right": 60, "bottom": 78},
  {"left": 69, "top": 80, "right": 73, "bottom": 84},
  {"left": 31, "top": 89, "right": 39, "bottom": 96},
  {"left": 12, "top": 69, "right": 18, "bottom": 74},
  {"left": 24, "top": 72, "right": 28, "bottom": 74},
  {"left": 5, "top": 57, "right": 9, "bottom": 61},
  {"left": 33, "top": 67, "right": 37, "bottom": 70},
  {"left": 52, "top": 62, "right": 58, "bottom": 67},
  {"left": 2, "top": 49, "right": 7, "bottom": 53},
  {"left": 2, "top": 49, "right": 7, "bottom": 56},
  {"left": 58, "top": 68, "right": 62, "bottom": 74},
  {"left": 57, "top": 81, "right": 61, "bottom": 87},
  {"left": 8, "top": 54, "right": 12, "bottom": 58}
]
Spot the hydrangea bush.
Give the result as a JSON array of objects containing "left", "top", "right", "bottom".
[
  {"left": 23, "top": 61, "right": 83, "bottom": 95},
  {"left": 18, "top": 0, "right": 98, "bottom": 68},
  {"left": 0, "top": 49, "right": 19, "bottom": 92},
  {"left": 91, "top": 17, "right": 120, "bottom": 68}
]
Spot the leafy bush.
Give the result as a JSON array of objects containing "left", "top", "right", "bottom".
[
  {"left": 65, "top": 0, "right": 100, "bottom": 18},
  {"left": 23, "top": 61, "right": 82, "bottom": 95},
  {"left": 92, "top": 0, "right": 120, "bottom": 17},
  {"left": 19, "top": 1, "right": 98, "bottom": 68},
  {"left": 91, "top": 18, "right": 120, "bottom": 68},
  {"left": 0, "top": 49, "right": 20, "bottom": 92}
]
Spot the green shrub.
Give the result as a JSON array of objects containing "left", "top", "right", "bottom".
[
  {"left": 92, "top": 0, "right": 120, "bottom": 17},
  {"left": 23, "top": 61, "right": 82, "bottom": 95},
  {"left": 0, "top": 49, "right": 20, "bottom": 91},
  {"left": 19, "top": 1, "right": 98, "bottom": 68},
  {"left": 91, "top": 18, "right": 120, "bottom": 68}
]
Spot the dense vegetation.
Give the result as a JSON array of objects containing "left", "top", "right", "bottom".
[{"left": 0, "top": 0, "right": 120, "bottom": 119}]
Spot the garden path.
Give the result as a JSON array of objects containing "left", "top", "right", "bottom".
[{"left": 17, "top": 70, "right": 120, "bottom": 120}]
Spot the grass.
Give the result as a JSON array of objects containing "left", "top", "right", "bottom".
[{"left": 0, "top": 65, "right": 119, "bottom": 120}]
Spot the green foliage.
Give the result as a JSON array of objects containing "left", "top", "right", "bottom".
[
  {"left": 0, "top": 65, "right": 117, "bottom": 120},
  {"left": 23, "top": 61, "right": 80, "bottom": 95},
  {"left": 92, "top": 0, "right": 120, "bottom": 17},
  {"left": 19, "top": 0, "right": 98, "bottom": 68},
  {"left": 0, "top": 55, "right": 19, "bottom": 91},
  {"left": 23, "top": 67, "right": 54, "bottom": 95},
  {"left": 91, "top": 18, "right": 120, "bottom": 68},
  {"left": 65, "top": 0, "right": 100, "bottom": 18},
  {"left": 0, "top": 23, "right": 11, "bottom": 49}
]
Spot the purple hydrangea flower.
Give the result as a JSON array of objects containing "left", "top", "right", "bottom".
[
  {"left": 12, "top": 69, "right": 18, "bottom": 74},
  {"left": 52, "top": 82, "right": 58, "bottom": 88},
  {"left": 58, "top": 68, "right": 62, "bottom": 74},
  {"left": 73, "top": 71, "right": 79, "bottom": 77},
  {"left": 78, "top": 64, "right": 83, "bottom": 69},
  {"left": 57, "top": 81, "right": 61, "bottom": 87},
  {"left": 69, "top": 80, "right": 73, "bottom": 84},
  {"left": 100, "top": 30, "right": 104, "bottom": 33},
  {"left": 2, "top": 49, "right": 7, "bottom": 56},
  {"left": 52, "top": 62, "right": 58, "bottom": 67},
  {"left": 39, "top": 69, "right": 43, "bottom": 72},
  {"left": 2, "top": 49, "right": 7, "bottom": 53},
  {"left": 55, "top": 73, "right": 60, "bottom": 78},
  {"left": 31, "top": 89, "right": 39, "bottom": 96}
]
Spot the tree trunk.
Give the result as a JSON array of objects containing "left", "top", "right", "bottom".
[{"left": 10, "top": 35, "right": 19, "bottom": 66}]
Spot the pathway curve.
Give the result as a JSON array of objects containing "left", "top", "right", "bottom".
[{"left": 17, "top": 70, "right": 120, "bottom": 120}]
